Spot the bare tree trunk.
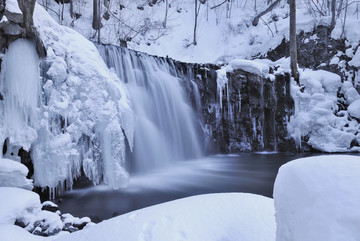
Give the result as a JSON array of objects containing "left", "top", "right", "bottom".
[
  {"left": 193, "top": 0, "right": 198, "bottom": 45},
  {"left": 252, "top": 0, "right": 281, "bottom": 26},
  {"left": 290, "top": 0, "right": 299, "bottom": 81},
  {"left": 92, "top": 0, "right": 100, "bottom": 30},
  {"left": 330, "top": 0, "right": 336, "bottom": 30},
  {"left": 92, "top": 0, "right": 101, "bottom": 42},
  {"left": 70, "top": 0, "right": 74, "bottom": 18},
  {"left": 61, "top": 1, "right": 65, "bottom": 24},
  {"left": 340, "top": 0, "right": 348, "bottom": 39},
  {"left": 163, "top": 0, "right": 169, "bottom": 28},
  {"left": 337, "top": 0, "right": 344, "bottom": 18}
]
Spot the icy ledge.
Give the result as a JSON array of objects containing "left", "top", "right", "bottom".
[{"left": 0, "top": 0, "right": 135, "bottom": 195}]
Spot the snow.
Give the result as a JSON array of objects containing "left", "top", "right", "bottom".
[
  {"left": 228, "top": 59, "right": 269, "bottom": 76},
  {"left": 0, "top": 158, "right": 33, "bottom": 190},
  {"left": 0, "top": 187, "right": 41, "bottom": 225},
  {"left": 287, "top": 69, "right": 358, "bottom": 152},
  {"left": 349, "top": 48, "right": 360, "bottom": 67},
  {"left": 0, "top": 225, "right": 48, "bottom": 241},
  {"left": 55, "top": 193, "right": 275, "bottom": 241},
  {"left": 348, "top": 99, "right": 360, "bottom": 119},
  {"left": 274, "top": 155, "right": 360, "bottom": 241},
  {"left": 5, "top": 0, "right": 22, "bottom": 15}
]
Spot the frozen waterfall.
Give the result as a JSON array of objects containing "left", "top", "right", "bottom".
[
  {"left": 1, "top": 39, "right": 40, "bottom": 152},
  {"left": 97, "top": 45, "right": 202, "bottom": 173}
]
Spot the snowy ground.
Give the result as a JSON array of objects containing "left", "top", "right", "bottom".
[{"left": 40, "top": 0, "right": 360, "bottom": 63}]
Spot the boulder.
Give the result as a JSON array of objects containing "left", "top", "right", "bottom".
[
  {"left": 3, "top": 22, "right": 23, "bottom": 35},
  {"left": 5, "top": 0, "right": 23, "bottom": 24}
]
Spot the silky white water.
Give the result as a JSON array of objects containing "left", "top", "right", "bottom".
[{"left": 97, "top": 45, "right": 202, "bottom": 173}]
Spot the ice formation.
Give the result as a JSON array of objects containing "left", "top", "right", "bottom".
[
  {"left": 97, "top": 45, "right": 202, "bottom": 173},
  {"left": 274, "top": 155, "right": 360, "bottom": 241},
  {"left": 0, "top": 3, "right": 135, "bottom": 196},
  {"left": 1, "top": 38, "right": 40, "bottom": 150}
]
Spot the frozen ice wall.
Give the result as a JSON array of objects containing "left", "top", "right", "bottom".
[
  {"left": 1, "top": 39, "right": 40, "bottom": 150},
  {"left": 0, "top": 3, "right": 136, "bottom": 197}
]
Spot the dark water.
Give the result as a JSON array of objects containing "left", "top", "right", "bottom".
[{"left": 56, "top": 152, "right": 316, "bottom": 222}]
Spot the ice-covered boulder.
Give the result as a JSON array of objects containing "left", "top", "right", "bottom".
[
  {"left": 0, "top": 158, "right": 33, "bottom": 190},
  {"left": 274, "top": 155, "right": 360, "bottom": 241}
]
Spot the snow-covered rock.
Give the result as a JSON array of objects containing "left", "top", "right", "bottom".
[
  {"left": 348, "top": 99, "right": 360, "bottom": 119},
  {"left": 274, "top": 155, "right": 360, "bottom": 241},
  {"left": 0, "top": 187, "right": 41, "bottom": 225},
  {"left": 55, "top": 193, "right": 275, "bottom": 241},
  {"left": 288, "top": 69, "right": 359, "bottom": 152},
  {"left": 228, "top": 59, "right": 269, "bottom": 76},
  {"left": 349, "top": 48, "right": 360, "bottom": 67},
  {"left": 0, "top": 158, "right": 33, "bottom": 190}
]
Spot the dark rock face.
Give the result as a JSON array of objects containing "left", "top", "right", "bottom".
[{"left": 172, "top": 62, "right": 295, "bottom": 153}]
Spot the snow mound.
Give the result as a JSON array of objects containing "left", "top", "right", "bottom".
[
  {"left": 0, "top": 225, "right": 48, "bottom": 241},
  {"left": 348, "top": 99, "right": 360, "bottom": 119},
  {"left": 0, "top": 158, "right": 33, "bottom": 190},
  {"left": 0, "top": 187, "right": 41, "bottom": 225},
  {"left": 288, "top": 69, "right": 359, "bottom": 152},
  {"left": 274, "top": 155, "right": 360, "bottom": 241},
  {"left": 228, "top": 59, "right": 269, "bottom": 76},
  {"left": 55, "top": 193, "right": 275, "bottom": 241}
]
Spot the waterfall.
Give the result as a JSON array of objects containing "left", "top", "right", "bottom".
[{"left": 97, "top": 45, "right": 202, "bottom": 173}]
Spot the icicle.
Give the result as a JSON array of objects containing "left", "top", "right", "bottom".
[{"left": 3, "top": 39, "right": 40, "bottom": 149}]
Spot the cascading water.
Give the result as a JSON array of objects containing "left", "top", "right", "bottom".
[{"left": 97, "top": 45, "right": 202, "bottom": 173}]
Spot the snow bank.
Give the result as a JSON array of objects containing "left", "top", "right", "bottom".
[
  {"left": 288, "top": 69, "right": 359, "bottom": 152},
  {"left": 0, "top": 187, "right": 40, "bottom": 225},
  {"left": 274, "top": 155, "right": 360, "bottom": 241},
  {"left": 0, "top": 225, "right": 48, "bottom": 241},
  {"left": 0, "top": 158, "right": 33, "bottom": 190},
  {"left": 55, "top": 193, "right": 275, "bottom": 241}
]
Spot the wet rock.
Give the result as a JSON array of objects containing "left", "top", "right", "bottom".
[
  {"left": 4, "top": 0, "right": 23, "bottom": 24},
  {"left": 41, "top": 201, "right": 59, "bottom": 213},
  {"left": 0, "top": 15, "right": 9, "bottom": 28},
  {"left": 3, "top": 22, "right": 23, "bottom": 35}
]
